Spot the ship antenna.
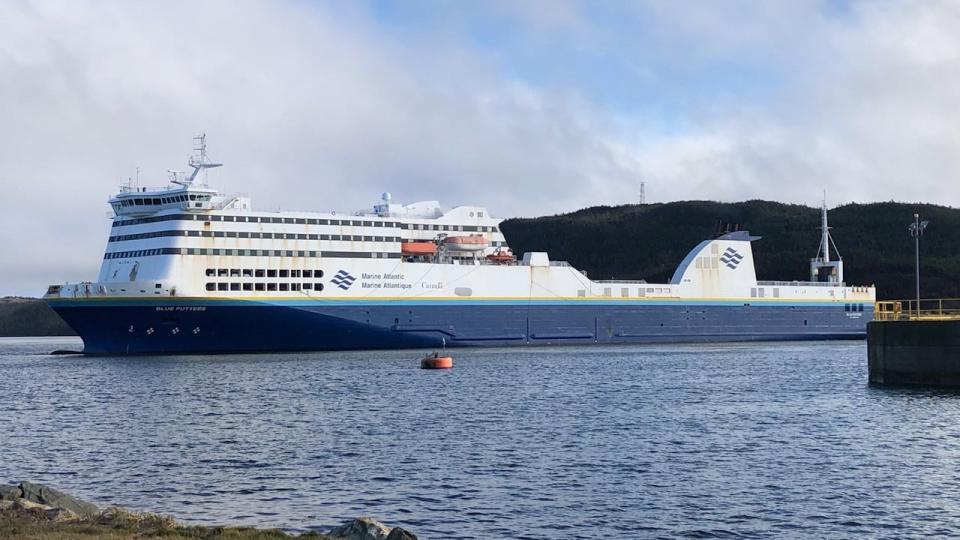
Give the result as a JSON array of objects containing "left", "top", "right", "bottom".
[
  {"left": 810, "top": 190, "right": 844, "bottom": 283},
  {"left": 179, "top": 133, "right": 222, "bottom": 186}
]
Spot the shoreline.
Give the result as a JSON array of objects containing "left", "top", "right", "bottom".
[{"left": 0, "top": 482, "right": 417, "bottom": 540}]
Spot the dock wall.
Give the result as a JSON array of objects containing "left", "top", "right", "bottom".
[{"left": 868, "top": 320, "right": 960, "bottom": 386}]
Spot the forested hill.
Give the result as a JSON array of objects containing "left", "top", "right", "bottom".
[{"left": 500, "top": 200, "right": 960, "bottom": 301}]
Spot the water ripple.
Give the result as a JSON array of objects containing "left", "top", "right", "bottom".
[{"left": 3, "top": 337, "right": 960, "bottom": 538}]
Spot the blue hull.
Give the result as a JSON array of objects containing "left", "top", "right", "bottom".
[{"left": 48, "top": 299, "right": 871, "bottom": 355}]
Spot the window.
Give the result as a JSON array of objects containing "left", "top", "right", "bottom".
[
  {"left": 229, "top": 283, "right": 240, "bottom": 291},
  {"left": 303, "top": 283, "right": 313, "bottom": 289},
  {"left": 218, "top": 269, "right": 228, "bottom": 277},
  {"left": 206, "top": 283, "right": 216, "bottom": 291},
  {"left": 279, "top": 283, "right": 289, "bottom": 291},
  {"left": 255, "top": 283, "right": 265, "bottom": 291},
  {"left": 267, "top": 283, "right": 277, "bottom": 291},
  {"left": 621, "top": 288, "right": 629, "bottom": 298},
  {"left": 279, "top": 270, "right": 289, "bottom": 278},
  {"left": 217, "top": 283, "right": 228, "bottom": 291},
  {"left": 316, "top": 270, "right": 324, "bottom": 278},
  {"left": 315, "top": 283, "right": 324, "bottom": 291},
  {"left": 205, "top": 268, "right": 216, "bottom": 277},
  {"left": 292, "top": 270, "right": 301, "bottom": 278},
  {"left": 230, "top": 269, "right": 241, "bottom": 277},
  {"left": 242, "top": 269, "right": 253, "bottom": 277},
  {"left": 267, "top": 270, "right": 277, "bottom": 278},
  {"left": 292, "top": 283, "right": 301, "bottom": 291},
  {"left": 255, "top": 269, "right": 265, "bottom": 278},
  {"left": 303, "top": 270, "right": 313, "bottom": 278},
  {"left": 603, "top": 287, "right": 612, "bottom": 297},
  {"left": 242, "top": 283, "right": 252, "bottom": 291}
]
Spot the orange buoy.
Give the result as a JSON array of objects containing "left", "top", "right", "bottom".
[{"left": 420, "top": 353, "right": 453, "bottom": 369}]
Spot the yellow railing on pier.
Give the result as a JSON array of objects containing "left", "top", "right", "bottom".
[{"left": 874, "top": 299, "right": 960, "bottom": 321}]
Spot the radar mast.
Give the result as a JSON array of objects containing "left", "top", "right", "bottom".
[
  {"left": 176, "top": 133, "right": 222, "bottom": 186},
  {"left": 810, "top": 191, "right": 844, "bottom": 283}
]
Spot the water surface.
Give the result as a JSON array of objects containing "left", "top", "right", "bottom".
[{"left": 2, "top": 337, "right": 960, "bottom": 538}]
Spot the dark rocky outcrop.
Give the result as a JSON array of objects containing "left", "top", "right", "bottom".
[
  {"left": 385, "top": 527, "right": 418, "bottom": 540},
  {"left": 328, "top": 517, "right": 392, "bottom": 540},
  {"left": 0, "top": 486, "right": 19, "bottom": 501},
  {"left": 18, "top": 481, "right": 98, "bottom": 518}
]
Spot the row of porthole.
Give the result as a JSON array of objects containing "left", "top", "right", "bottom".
[
  {"left": 128, "top": 326, "right": 201, "bottom": 335},
  {"left": 205, "top": 268, "right": 324, "bottom": 278},
  {"left": 205, "top": 282, "right": 324, "bottom": 292}
]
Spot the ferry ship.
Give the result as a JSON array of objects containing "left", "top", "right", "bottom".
[{"left": 45, "top": 136, "right": 876, "bottom": 354}]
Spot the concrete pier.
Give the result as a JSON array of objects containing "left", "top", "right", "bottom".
[{"left": 868, "top": 319, "right": 960, "bottom": 386}]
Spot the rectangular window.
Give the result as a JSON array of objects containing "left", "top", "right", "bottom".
[
  {"left": 242, "top": 283, "right": 252, "bottom": 291},
  {"left": 217, "top": 283, "right": 228, "bottom": 291},
  {"left": 267, "top": 270, "right": 277, "bottom": 277},
  {"left": 242, "top": 269, "right": 253, "bottom": 277},
  {"left": 230, "top": 269, "right": 241, "bottom": 277},
  {"left": 279, "top": 283, "right": 289, "bottom": 291},
  {"left": 230, "top": 283, "right": 240, "bottom": 291},
  {"left": 279, "top": 270, "right": 289, "bottom": 278},
  {"left": 621, "top": 288, "right": 629, "bottom": 297},
  {"left": 292, "top": 270, "right": 301, "bottom": 278},
  {"left": 255, "top": 269, "right": 265, "bottom": 277},
  {"left": 314, "top": 283, "right": 324, "bottom": 291},
  {"left": 304, "top": 270, "right": 313, "bottom": 278},
  {"left": 303, "top": 283, "right": 313, "bottom": 289},
  {"left": 206, "top": 283, "right": 216, "bottom": 291},
  {"left": 603, "top": 287, "right": 612, "bottom": 297},
  {"left": 291, "top": 283, "right": 301, "bottom": 291},
  {"left": 255, "top": 283, "right": 265, "bottom": 291},
  {"left": 205, "top": 268, "right": 216, "bottom": 276},
  {"left": 218, "top": 269, "right": 228, "bottom": 276},
  {"left": 267, "top": 283, "right": 277, "bottom": 291}
]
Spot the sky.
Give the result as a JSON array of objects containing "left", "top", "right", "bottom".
[{"left": 1, "top": 0, "right": 959, "bottom": 296}]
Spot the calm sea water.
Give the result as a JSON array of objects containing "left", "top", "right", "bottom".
[{"left": 2, "top": 337, "right": 960, "bottom": 538}]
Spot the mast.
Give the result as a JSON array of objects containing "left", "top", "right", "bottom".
[
  {"left": 176, "top": 133, "right": 222, "bottom": 186},
  {"left": 810, "top": 191, "right": 843, "bottom": 283},
  {"left": 820, "top": 191, "right": 830, "bottom": 264}
]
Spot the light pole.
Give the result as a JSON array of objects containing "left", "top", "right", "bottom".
[{"left": 908, "top": 213, "right": 929, "bottom": 312}]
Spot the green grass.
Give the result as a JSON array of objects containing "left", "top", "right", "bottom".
[{"left": 0, "top": 508, "right": 331, "bottom": 540}]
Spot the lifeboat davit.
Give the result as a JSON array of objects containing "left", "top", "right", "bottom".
[
  {"left": 442, "top": 235, "right": 489, "bottom": 252},
  {"left": 401, "top": 241, "right": 437, "bottom": 256},
  {"left": 421, "top": 353, "right": 453, "bottom": 369}
]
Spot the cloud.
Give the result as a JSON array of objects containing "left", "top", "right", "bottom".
[
  {"left": 1, "top": 1, "right": 959, "bottom": 295},
  {"left": 0, "top": 0, "right": 633, "bottom": 295}
]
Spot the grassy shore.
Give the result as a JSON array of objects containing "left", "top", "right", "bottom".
[{"left": 0, "top": 506, "right": 332, "bottom": 539}]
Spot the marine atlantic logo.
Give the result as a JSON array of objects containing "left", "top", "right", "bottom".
[
  {"left": 331, "top": 270, "right": 357, "bottom": 290},
  {"left": 719, "top": 247, "right": 745, "bottom": 269}
]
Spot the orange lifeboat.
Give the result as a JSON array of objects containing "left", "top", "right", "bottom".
[
  {"left": 401, "top": 241, "right": 437, "bottom": 256},
  {"left": 442, "top": 235, "right": 489, "bottom": 252},
  {"left": 421, "top": 352, "right": 453, "bottom": 369},
  {"left": 486, "top": 248, "right": 515, "bottom": 264}
]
